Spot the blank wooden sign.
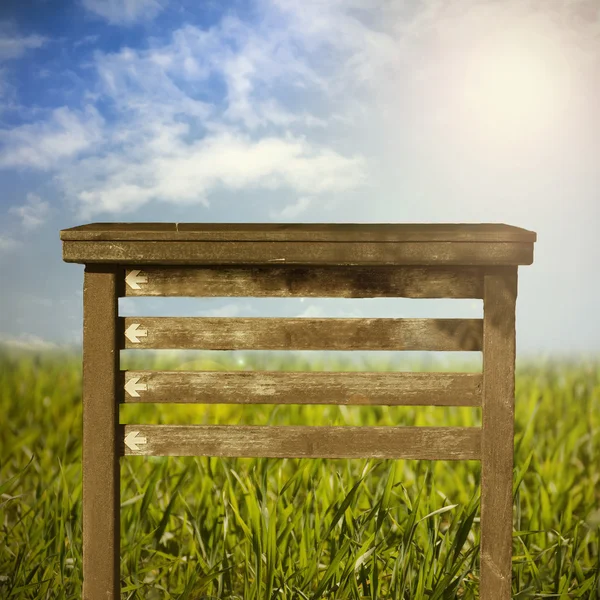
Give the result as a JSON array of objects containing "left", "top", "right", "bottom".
[{"left": 60, "top": 222, "right": 536, "bottom": 600}]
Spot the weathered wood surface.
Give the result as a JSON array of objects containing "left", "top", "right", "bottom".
[
  {"left": 480, "top": 267, "right": 518, "bottom": 599},
  {"left": 121, "top": 317, "right": 483, "bottom": 351},
  {"left": 82, "top": 265, "right": 120, "bottom": 598},
  {"left": 121, "top": 425, "right": 482, "bottom": 460},
  {"left": 63, "top": 240, "right": 534, "bottom": 266},
  {"left": 121, "top": 370, "right": 483, "bottom": 405},
  {"left": 62, "top": 222, "right": 535, "bottom": 600},
  {"left": 122, "top": 265, "right": 484, "bottom": 298},
  {"left": 61, "top": 222, "right": 537, "bottom": 243}
]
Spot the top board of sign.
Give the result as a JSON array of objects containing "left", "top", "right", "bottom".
[
  {"left": 60, "top": 222, "right": 536, "bottom": 243},
  {"left": 60, "top": 223, "right": 536, "bottom": 266}
]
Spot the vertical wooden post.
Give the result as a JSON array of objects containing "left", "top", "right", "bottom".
[
  {"left": 82, "top": 264, "right": 120, "bottom": 598},
  {"left": 480, "top": 266, "right": 517, "bottom": 599}
]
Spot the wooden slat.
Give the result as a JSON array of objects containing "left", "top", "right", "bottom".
[
  {"left": 82, "top": 265, "right": 120, "bottom": 598},
  {"left": 121, "top": 370, "right": 482, "bottom": 406},
  {"left": 63, "top": 240, "right": 534, "bottom": 266},
  {"left": 60, "top": 222, "right": 537, "bottom": 243},
  {"left": 480, "top": 267, "right": 518, "bottom": 600},
  {"left": 122, "top": 265, "right": 484, "bottom": 298},
  {"left": 121, "top": 425, "right": 482, "bottom": 460},
  {"left": 121, "top": 317, "right": 483, "bottom": 351}
]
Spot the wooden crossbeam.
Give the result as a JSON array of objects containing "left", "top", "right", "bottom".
[
  {"left": 120, "top": 370, "right": 483, "bottom": 406},
  {"left": 121, "top": 425, "right": 482, "bottom": 460},
  {"left": 120, "top": 317, "right": 483, "bottom": 351},
  {"left": 121, "top": 265, "right": 485, "bottom": 298}
]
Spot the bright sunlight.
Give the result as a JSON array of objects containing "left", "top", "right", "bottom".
[{"left": 459, "top": 20, "right": 573, "bottom": 146}]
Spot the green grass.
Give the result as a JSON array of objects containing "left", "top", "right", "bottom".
[{"left": 0, "top": 349, "right": 599, "bottom": 598}]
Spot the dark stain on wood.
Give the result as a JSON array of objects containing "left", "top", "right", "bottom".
[{"left": 121, "top": 266, "right": 485, "bottom": 298}]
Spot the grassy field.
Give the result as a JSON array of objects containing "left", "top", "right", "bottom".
[{"left": 0, "top": 349, "right": 598, "bottom": 599}]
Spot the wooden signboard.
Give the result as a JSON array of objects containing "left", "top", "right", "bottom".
[{"left": 60, "top": 222, "right": 536, "bottom": 599}]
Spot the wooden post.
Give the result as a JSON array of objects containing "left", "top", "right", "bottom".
[
  {"left": 480, "top": 266, "right": 518, "bottom": 599},
  {"left": 82, "top": 265, "right": 120, "bottom": 598}
]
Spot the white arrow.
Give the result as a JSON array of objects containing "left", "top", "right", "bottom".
[
  {"left": 124, "top": 431, "right": 147, "bottom": 452},
  {"left": 125, "top": 323, "right": 147, "bottom": 344},
  {"left": 125, "top": 269, "right": 148, "bottom": 290},
  {"left": 125, "top": 377, "right": 148, "bottom": 398}
]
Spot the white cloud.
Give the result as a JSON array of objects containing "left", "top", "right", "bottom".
[
  {"left": 199, "top": 302, "right": 255, "bottom": 317},
  {"left": 81, "top": 0, "right": 165, "bottom": 25},
  {"left": 0, "top": 106, "right": 103, "bottom": 170},
  {"left": 295, "top": 304, "right": 325, "bottom": 318},
  {"left": 0, "top": 32, "right": 46, "bottom": 61},
  {"left": 0, "top": 234, "right": 19, "bottom": 254},
  {"left": 0, "top": 67, "right": 8, "bottom": 96},
  {"left": 9, "top": 193, "right": 50, "bottom": 230},
  {"left": 0, "top": 7, "right": 375, "bottom": 216},
  {"left": 58, "top": 130, "right": 365, "bottom": 216},
  {"left": 295, "top": 302, "right": 364, "bottom": 318},
  {"left": 73, "top": 34, "right": 100, "bottom": 48},
  {"left": 93, "top": 21, "right": 326, "bottom": 130},
  {"left": 0, "top": 333, "right": 59, "bottom": 351},
  {"left": 40, "top": 12, "right": 369, "bottom": 216},
  {"left": 0, "top": 26, "right": 48, "bottom": 111},
  {"left": 94, "top": 42, "right": 212, "bottom": 122},
  {"left": 1, "top": 192, "right": 50, "bottom": 258},
  {"left": 270, "top": 196, "right": 312, "bottom": 219}
]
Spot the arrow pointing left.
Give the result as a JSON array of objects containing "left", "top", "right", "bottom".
[
  {"left": 125, "top": 269, "right": 148, "bottom": 290},
  {"left": 124, "top": 431, "right": 147, "bottom": 452},
  {"left": 125, "top": 377, "right": 147, "bottom": 398},
  {"left": 125, "top": 323, "right": 147, "bottom": 344}
]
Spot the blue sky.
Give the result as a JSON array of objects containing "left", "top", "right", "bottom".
[{"left": 0, "top": 0, "right": 598, "bottom": 355}]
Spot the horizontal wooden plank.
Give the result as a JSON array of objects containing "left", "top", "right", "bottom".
[
  {"left": 121, "top": 425, "right": 482, "bottom": 460},
  {"left": 121, "top": 317, "right": 483, "bottom": 351},
  {"left": 63, "top": 240, "right": 534, "bottom": 266},
  {"left": 122, "top": 266, "right": 484, "bottom": 298},
  {"left": 121, "top": 370, "right": 482, "bottom": 406},
  {"left": 60, "top": 222, "right": 537, "bottom": 243}
]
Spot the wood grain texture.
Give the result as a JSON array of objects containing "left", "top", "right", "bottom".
[
  {"left": 82, "top": 265, "right": 120, "bottom": 599},
  {"left": 120, "top": 317, "right": 483, "bottom": 351},
  {"left": 63, "top": 240, "right": 534, "bottom": 266},
  {"left": 122, "top": 265, "right": 484, "bottom": 298},
  {"left": 480, "top": 267, "right": 518, "bottom": 599},
  {"left": 60, "top": 222, "right": 537, "bottom": 243},
  {"left": 120, "top": 370, "right": 483, "bottom": 406},
  {"left": 121, "top": 425, "right": 482, "bottom": 460}
]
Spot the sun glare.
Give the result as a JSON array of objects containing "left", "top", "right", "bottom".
[{"left": 460, "top": 23, "right": 573, "bottom": 146}]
